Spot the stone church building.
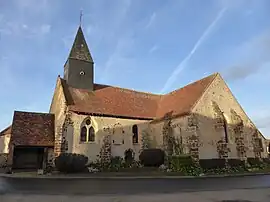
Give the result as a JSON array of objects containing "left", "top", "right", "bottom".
[{"left": 0, "top": 26, "right": 269, "bottom": 170}]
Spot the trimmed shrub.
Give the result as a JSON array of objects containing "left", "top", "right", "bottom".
[
  {"left": 228, "top": 159, "right": 245, "bottom": 168},
  {"left": 247, "top": 158, "right": 261, "bottom": 166},
  {"left": 168, "top": 155, "right": 202, "bottom": 175},
  {"left": 199, "top": 159, "right": 226, "bottom": 170},
  {"left": 139, "top": 149, "right": 165, "bottom": 167},
  {"left": 262, "top": 158, "right": 270, "bottom": 165},
  {"left": 55, "top": 153, "right": 88, "bottom": 173},
  {"left": 168, "top": 155, "right": 193, "bottom": 167}
]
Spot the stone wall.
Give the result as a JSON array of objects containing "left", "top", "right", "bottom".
[
  {"left": 49, "top": 77, "right": 68, "bottom": 158},
  {"left": 0, "top": 134, "right": 11, "bottom": 154},
  {"left": 192, "top": 74, "right": 267, "bottom": 159},
  {"left": 150, "top": 114, "right": 202, "bottom": 160},
  {"left": 0, "top": 153, "right": 8, "bottom": 168},
  {"left": 65, "top": 112, "right": 149, "bottom": 162}
]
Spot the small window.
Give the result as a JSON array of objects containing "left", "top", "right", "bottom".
[
  {"left": 89, "top": 127, "right": 95, "bottom": 142},
  {"left": 132, "top": 125, "right": 138, "bottom": 144},
  {"left": 80, "top": 71, "right": 85, "bottom": 75},
  {"left": 80, "top": 126, "right": 87, "bottom": 142},
  {"left": 85, "top": 119, "right": 91, "bottom": 125}
]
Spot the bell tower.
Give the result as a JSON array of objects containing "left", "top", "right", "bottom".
[{"left": 64, "top": 26, "right": 94, "bottom": 91}]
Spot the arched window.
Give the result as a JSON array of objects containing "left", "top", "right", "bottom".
[
  {"left": 132, "top": 124, "right": 138, "bottom": 144},
  {"left": 89, "top": 127, "right": 95, "bottom": 142},
  {"left": 80, "top": 126, "right": 87, "bottom": 142},
  {"left": 80, "top": 118, "right": 95, "bottom": 143},
  {"left": 221, "top": 112, "right": 229, "bottom": 143}
]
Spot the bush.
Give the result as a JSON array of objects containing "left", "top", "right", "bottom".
[
  {"left": 199, "top": 159, "right": 226, "bottom": 170},
  {"left": 55, "top": 153, "right": 88, "bottom": 173},
  {"left": 168, "top": 155, "right": 202, "bottom": 175},
  {"left": 109, "top": 156, "right": 123, "bottom": 171},
  {"left": 228, "top": 159, "right": 245, "bottom": 168},
  {"left": 139, "top": 149, "right": 165, "bottom": 167},
  {"left": 247, "top": 158, "right": 262, "bottom": 166},
  {"left": 124, "top": 149, "right": 135, "bottom": 165},
  {"left": 262, "top": 158, "right": 270, "bottom": 165},
  {"left": 168, "top": 155, "right": 193, "bottom": 168}
]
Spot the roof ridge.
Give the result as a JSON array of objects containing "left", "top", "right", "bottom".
[
  {"left": 165, "top": 72, "right": 218, "bottom": 96},
  {"left": 94, "top": 83, "right": 161, "bottom": 97}
]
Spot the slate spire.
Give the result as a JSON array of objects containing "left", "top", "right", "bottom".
[{"left": 68, "top": 26, "right": 94, "bottom": 63}]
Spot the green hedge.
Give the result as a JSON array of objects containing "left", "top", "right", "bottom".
[
  {"left": 139, "top": 149, "right": 165, "bottom": 167},
  {"left": 55, "top": 153, "right": 88, "bottom": 173}
]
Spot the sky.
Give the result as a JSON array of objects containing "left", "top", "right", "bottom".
[{"left": 0, "top": 0, "right": 270, "bottom": 137}]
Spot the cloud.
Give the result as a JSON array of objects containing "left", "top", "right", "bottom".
[
  {"left": 0, "top": 16, "right": 51, "bottom": 38},
  {"left": 149, "top": 45, "right": 158, "bottom": 53},
  {"left": 100, "top": 35, "right": 135, "bottom": 83},
  {"left": 14, "top": 0, "right": 49, "bottom": 13},
  {"left": 40, "top": 24, "right": 51, "bottom": 35},
  {"left": 223, "top": 65, "right": 259, "bottom": 81},
  {"left": 145, "top": 12, "right": 156, "bottom": 29},
  {"left": 248, "top": 106, "right": 270, "bottom": 135},
  {"left": 256, "top": 116, "right": 270, "bottom": 129},
  {"left": 160, "top": 7, "right": 228, "bottom": 93},
  {"left": 223, "top": 30, "right": 270, "bottom": 81}
]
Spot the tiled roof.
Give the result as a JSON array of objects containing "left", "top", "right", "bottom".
[
  {"left": 0, "top": 125, "right": 11, "bottom": 136},
  {"left": 11, "top": 111, "right": 55, "bottom": 147},
  {"left": 64, "top": 81, "right": 161, "bottom": 119},
  {"left": 156, "top": 73, "right": 217, "bottom": 119},
  {"left": 60, "top": 73, "right": 218, "bottom": 120}
]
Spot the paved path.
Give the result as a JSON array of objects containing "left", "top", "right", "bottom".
[
  {"left": 1, "top": 175, "right": 270, "bottom": 195},
  {"left": 1, "top": 188, "right": 270, "bottom": 202}
]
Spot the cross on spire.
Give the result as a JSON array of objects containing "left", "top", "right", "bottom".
[{"left": 80, "top": 9, "right": 83, "bottom": 26}]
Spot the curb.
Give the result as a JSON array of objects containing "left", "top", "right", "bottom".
[{"left": 0, "top": 172, "right": 269, "bottom": 180}]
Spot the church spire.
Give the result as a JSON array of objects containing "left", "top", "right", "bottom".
[{"left": 68, "top": 25, "right": 94, "bottom": 63}]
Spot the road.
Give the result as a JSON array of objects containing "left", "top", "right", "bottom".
[{"left": 0, "top": 175, "right": 270, "bottom": 195}]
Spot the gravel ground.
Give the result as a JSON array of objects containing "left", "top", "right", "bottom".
[{"left": 1, "top": 188, "right": 270, "bottom": 202}]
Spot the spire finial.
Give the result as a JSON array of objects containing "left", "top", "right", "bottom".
[{"left": 80, "top": 9, "right": 83, "bottom": 26}]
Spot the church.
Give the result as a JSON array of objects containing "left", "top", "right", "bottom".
[{"left": 0, "top": 26, "right": 269, "bottom": 170}]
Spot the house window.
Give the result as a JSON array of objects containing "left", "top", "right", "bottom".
[
  {"left": 80, "top": 126, "right": 87, "bottom": 142},
  {"left": 80, "top": 118, "right": 95, "bottom": 143},
  {"left": 132, "top": 124, "right": 138, "bottom": 144},
  {"left": 89, "top": 127, "right": 95, "bottom": 142}
]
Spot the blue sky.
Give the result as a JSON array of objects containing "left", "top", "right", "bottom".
[{"left": 0, "top": 0, "right": 270, "bottom": 137}]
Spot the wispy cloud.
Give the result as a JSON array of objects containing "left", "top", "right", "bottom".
[
  {"left": 14, "top": 0, "right": 50, "bottom": 13},
  {"left": 223, "top": 65, "right": 258, "bottom": 81},
  {"left": 0, "top": 15, "right": 51, "bottom": 38},
  {"left": 145, "top": 12, "right": 156, "bottom": 29},
  {"left": 149, "top": 45, "right": 158, "bottom": 53},
  {"left": 40, "top": 24, "right": 51, "bottom": 35},
  {"left": 160, "top": 7, "right": 228, "bottom": 93},
  {"left": 223, "top": 30, "right": 270, "bottom": 81},
  {"left": 249, "top": 107, "right": 270, "bottom": 136},
  {"left": 100, "top": 35, "right": 135, "bottom": 83}
]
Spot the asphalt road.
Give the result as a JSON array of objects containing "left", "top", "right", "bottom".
[{"left": 1, "top": 175, "right": 270, "bottom": 196}]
